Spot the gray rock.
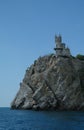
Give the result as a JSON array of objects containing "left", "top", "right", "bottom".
[{"left": 11, "top": 54, "right": 84, "bottom": 110}]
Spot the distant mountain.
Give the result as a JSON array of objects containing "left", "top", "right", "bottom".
[{"left": 11, "top": 54, "right": 84, "bottom": 110}]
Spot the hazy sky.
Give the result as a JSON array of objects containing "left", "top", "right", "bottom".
[{"left": 0, "top": 0, "right": 84, "bottom": 107}]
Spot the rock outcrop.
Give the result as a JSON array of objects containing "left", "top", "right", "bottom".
[{"left": 11, "top": 54, "right": 84, "bottom": 110}]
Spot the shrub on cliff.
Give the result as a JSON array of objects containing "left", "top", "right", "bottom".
[{"left": 76, "top": 54, "right": 84, "bottom": 60}]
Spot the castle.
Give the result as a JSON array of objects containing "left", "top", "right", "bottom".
[{"left": 54, "top": 35, "right": 71, "bottom": 57}]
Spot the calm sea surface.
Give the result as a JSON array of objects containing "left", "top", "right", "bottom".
[{"left": 0, "top": 108, "right": 84, "bottom": 130}]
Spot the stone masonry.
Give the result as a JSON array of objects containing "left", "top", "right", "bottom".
[{"left": 54, "top": 35, "right": 71, "bottom": 57}]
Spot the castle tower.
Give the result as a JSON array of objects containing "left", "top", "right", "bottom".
[
  {"left": 54, "top": 35, "right": 64, "bottom": 56},
  {"left": 55, "top": 35, "right": 62, "bottom": 48},
  {"left": 54, "top": 35, "right": 71, "bottom": 57}
]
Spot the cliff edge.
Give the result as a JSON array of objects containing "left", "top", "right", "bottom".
[{"left": 11, "top": 54, "right": 84, "bottom": 110}]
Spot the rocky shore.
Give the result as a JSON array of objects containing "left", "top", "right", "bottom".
[{"left": 11, "top": 54, "right": 84, "bottom": 110}]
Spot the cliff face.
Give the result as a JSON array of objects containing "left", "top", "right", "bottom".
[{"left": 11, "top": 54, "right": 84, "bottom": 110}]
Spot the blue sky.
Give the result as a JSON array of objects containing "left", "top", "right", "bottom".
[{"left": 0, "top": 0, "right": 84, "bottom": 107}]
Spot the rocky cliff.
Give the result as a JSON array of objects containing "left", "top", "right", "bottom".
[{"left": 11, "top": 54, "right": 84, "bottom": 110}]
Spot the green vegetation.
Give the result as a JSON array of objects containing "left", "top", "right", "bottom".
[{"left": 76, "top": 54, "right": 84, "bottom": 60}]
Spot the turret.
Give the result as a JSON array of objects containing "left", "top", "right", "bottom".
[
  {"left": 54, "top": 35, "right": 71, "bottom": 57},
  {"left": 55, "top": 35, "right": 62, "bottom": 44}
]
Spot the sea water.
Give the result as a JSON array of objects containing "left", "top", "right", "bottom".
[{"left": 0, "top": 108, "right": 84, "bottom": 130}]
